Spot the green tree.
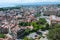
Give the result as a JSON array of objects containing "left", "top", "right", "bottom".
[
  {"left": 51, "top": 24, "right": 60, "bottom": 29},
  {"left": 47, "top": 28, "right": 60, "bottom": 40},
  {"left": 31, "top": 22, "right": 39, "bottom": 30},
  {"left": 31, "top": 21, "right": 44, "bottom": 31},
  {"left": 19, "top": 22, "right": 31, "bottom": 26},
  {"left": 54, "top": 24, "right": 60, "bottom": 28},
  {"left": 39, "top": 18, "right": 47, "bottom": 24},
  {"left": 44, "top": 23, "right": 50, "bottom": 30},
  {"left": 25, "top": 29, "right": 30, "bottom": 33},
  {"left": 0, "top": 34, "right": 5, "bottom": 38}
]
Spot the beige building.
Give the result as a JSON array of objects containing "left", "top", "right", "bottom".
[{"left": 50, "top": 15, "right": 60, "bottom": 24}]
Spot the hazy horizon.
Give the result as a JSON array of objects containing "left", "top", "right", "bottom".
[{"left": 0, "top": 0, "right": 60, "bottom": 7}]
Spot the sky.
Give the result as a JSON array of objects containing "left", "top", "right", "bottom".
[{"left": 0, "top": 0, "right": 60, "bottom": 7}]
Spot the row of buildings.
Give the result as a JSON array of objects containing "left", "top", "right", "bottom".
[{"left": 0, "top": 5, "right": 60, "bottom": 40}]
